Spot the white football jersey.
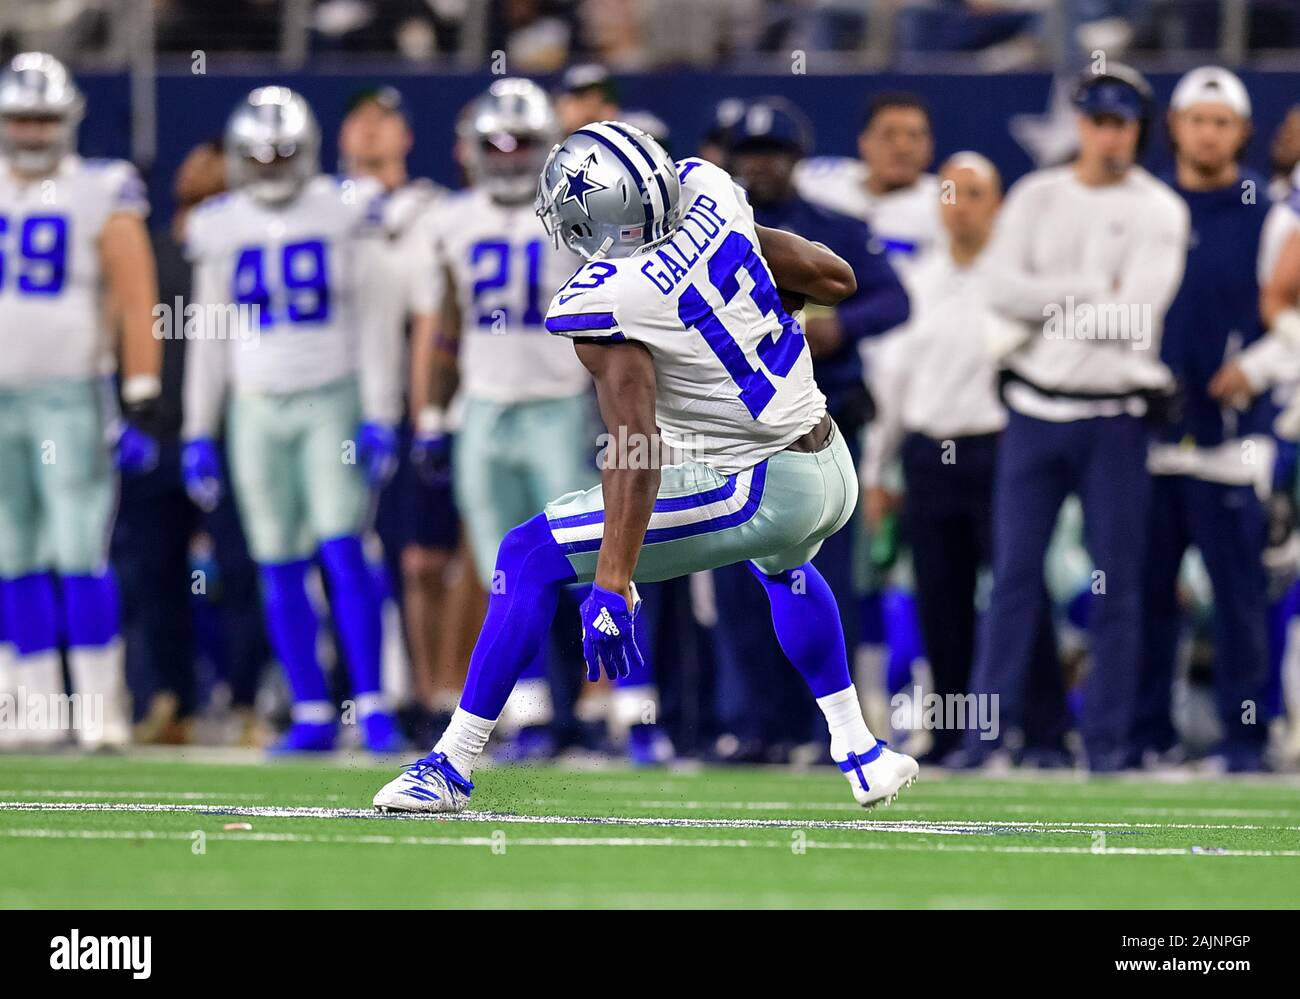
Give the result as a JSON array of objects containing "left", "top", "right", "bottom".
[
  {"left": 794, "top": 156, "right": 943, "bottom": 275},
  {"left": 545, "top": 158, "right": 826, "bottom": 476},
  {"left": 414, "top": 187, "right": 589, "bottom": 404},
  {"left": 0, "top": 155, "right": 148, "bottom": 386},
  {"left": 183, "top": 174, "right": 382, "bottom": 435}
]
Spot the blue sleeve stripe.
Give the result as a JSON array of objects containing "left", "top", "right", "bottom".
[{"left": 546, "top": 312, "right": 618, "bottom": 333}]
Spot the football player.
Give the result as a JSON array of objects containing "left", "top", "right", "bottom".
[
  {"left": 181, "top": 87, "right": 403, "bottom": 753},
  {"left": 0, "top": 52, "right": 162, "bottom": 748},
  {"left": 408, "top": 79, "right": 671, "bottom": 762},
  {"left": 374, "top": 121, "right": 919, "bottom": 812}
]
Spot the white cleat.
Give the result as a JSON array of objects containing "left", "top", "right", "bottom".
[
  {"left": 837, "top": 740, "right": 920, "bottom": 810},
  {"left": 372, "top": 751, "right": 474, "bottom": 813}
]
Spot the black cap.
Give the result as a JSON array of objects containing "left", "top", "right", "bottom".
[
  {"left": 557, "top": 64, "right": 618, "bottom": 103},
  {"left": 346, "top": 85, "right": 407, "bottom": 118}
]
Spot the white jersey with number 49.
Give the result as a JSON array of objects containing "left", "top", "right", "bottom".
[
  {"left": 182, "top": 174, "right": 383, "bottom": 436},
  {"left": 544, "top": 157, "right": 825, "bottom": 476},
  {"left": 0, "top": 155, "right": 148, "bottom": 386}
]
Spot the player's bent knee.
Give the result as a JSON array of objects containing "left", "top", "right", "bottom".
[
  {"left": 493, "top": 514, "right": 577, "bottom": 590},
  {"left": 750, "top": 540, "right": 824, "bottom": 579}
]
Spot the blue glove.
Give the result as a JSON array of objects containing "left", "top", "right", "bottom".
[
  {"left": 579, "top": 583, "right": 644, "bottom": 682},
  {"left": 410, "top": 431, "right": 452, "bottom": 486},
  {"left": 113, "top": 422, "right": 159, "bottom": 475},
  {"left": 357, "top": 422, "right": 399, "bottom": 487},
  {"left": 182, "top": 437, "right": 224, "bottom": 512}
]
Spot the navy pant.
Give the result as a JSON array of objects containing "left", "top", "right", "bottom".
[
  {"left": 902, "top": 431, "right": 1068, "bottom": 758},
  {"left": 969, "top": 411, "right": 1150, "bottom": 768},
  {"left": 1136, "top": 473, "right": 1269, "bottom": 760}
]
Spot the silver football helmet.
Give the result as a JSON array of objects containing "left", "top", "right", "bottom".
[
  {"left": 0, "top": 52, "right": 84, "bottom": 176},
  {"left": 460, "top": 78, "right": 558, "bottom": 204},
  {"left": 536, "top": 120, "right": 681, "bottom": 261},
  {"left": 225, "top": 86, "right": 320, "bottom": 205}
]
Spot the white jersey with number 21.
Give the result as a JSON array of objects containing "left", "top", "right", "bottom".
[{"left": 544, "top": 157, "right": 825, "bottom": 476}]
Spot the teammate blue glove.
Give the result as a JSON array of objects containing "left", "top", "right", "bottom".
[
  {"left": 410, "top": 431, "right": 452, "bottom": 486},
  {"left": 579, "top": 583, "right": 644, "bottom": 682},
  {"left": 357, "top": 421, "right": 399, "bottom": 487},
  {"left": 410, "top": 408, "right": 452, "bottom": 486},
  {"left": 182, "top": 437, "right": 224, "bottom": 512},
  {"left": 113, "top": 422, "right": 159, "bottom": 475},
  {"left": 113, "top": 387, "right": 163, "bottom": 475}
]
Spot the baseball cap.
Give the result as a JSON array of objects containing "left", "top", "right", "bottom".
[
  {"left": 729, "top": 97, "right": 813, "bottom": 157},
  {"left": 1170, "top": 66, "right": 1251, "bottom": 118}
]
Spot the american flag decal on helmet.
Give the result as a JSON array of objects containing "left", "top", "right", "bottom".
[{"left": 620, "top": 225, "right": 644, "bottom": 241}]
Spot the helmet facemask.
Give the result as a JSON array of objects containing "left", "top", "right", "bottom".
[
  {"left": 225, "top": 87, "right": 320, "bottom": 207},
  {"left": 0, "top": 52, "right": 84, "bottom": 178}
]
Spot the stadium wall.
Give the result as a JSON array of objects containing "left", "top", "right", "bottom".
[{"left": 75, "top": 69, "right": 1300, "bottom": 224}]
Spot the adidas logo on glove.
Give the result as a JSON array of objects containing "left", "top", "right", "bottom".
[{"left": 593, "top": 607, "right": 620, "bottom": 636}]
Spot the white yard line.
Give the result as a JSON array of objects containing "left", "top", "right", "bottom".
[
  {"left": 2, "top": 825, "right": 1299, "bottom": 858},
  {"left": 0, "top": 788, "right": 343, "bottom": 802},
  {"left": 2, "top": 799, "right": 1298, "bottom": 835}
]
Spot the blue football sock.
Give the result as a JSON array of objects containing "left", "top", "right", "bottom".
[
  {"left": 319, "top": 536, "right": 385, "bottom": 708},
  {"left": 4, "top": 573, "right": 58, "bottom": 658},
  {"left": 860, "top": 589, "right": 885, "bottom": 646},
  {"left": 460, "top": 514, "right": 576, "bottom": 720},
  {"left": 259, "top": 559, "right": 332, "bottom": 718},
  {"left": 883, "top": 587, "right": 922, "bottom": 694},
  {"left": 60, "top": 572, "right": 121, "bottom": 649},
  {"left": 748, "top": 561, "right": 852, "bottom": 699}
]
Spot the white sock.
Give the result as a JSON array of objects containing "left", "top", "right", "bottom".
[
  {"left": 67, "top": 640, "right": 131, "bottom": 747},
  {"left": 816, "top": 685, "right": 875, "bottom": 762},
  {"left": 434, "top": 706, "right": 497, "bottom": 779}
]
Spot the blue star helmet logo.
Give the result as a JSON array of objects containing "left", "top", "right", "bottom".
[{"left": 560, "top": 150, "right": 610, "bottom": 217}]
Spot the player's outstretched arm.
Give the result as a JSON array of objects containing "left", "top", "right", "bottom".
[
  {"left": 576, "top": 339, "right": 660, "bottom": 608},
  {"left": 755, "top": 223, "right": 857, "bottom": 307}
]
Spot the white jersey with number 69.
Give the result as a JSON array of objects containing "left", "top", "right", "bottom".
[
  {"left": 544, "top": 157, "right": 825, "bottom": 475},
  {"left": 0, "top": 155, "right": 148, "bottom": 386}
]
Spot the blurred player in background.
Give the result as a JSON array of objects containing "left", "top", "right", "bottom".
[
  {"left": 118, "top": 137, "right": 271, "bottom": 747},
  {"left": 969, "top": 65, "right": 1189, "bottom": 772},
  {"left": 793, "top": 92, "right": 940, "bottom": 725},
  {"left": 337, "top": 86, "right": 462, "bottom": 743},
  {"left": 413, "top": 79, "right": 671, "bottom": 762},
  {"left": 715, "top": 97, "right": 908, "bottom": 760},
  {"left": 181, "top": 87, "right": 404, "bottom": 753},
  {"left": 795, "top": 92, "right": 942, "bottom": 275},
  {"left": 0, "top": 52, "right": 162, "bottom": 748},
  {"left": 408, "top": 79, "right": 586, "bottom": 757},
  {"left": 1135, "top": 68, "right": 1272, "bottom": 772},
  {"left": 374, "top": 122, "right": 919, "bottom": 813}
]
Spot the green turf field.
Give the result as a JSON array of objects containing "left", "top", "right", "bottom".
[{"left": 0, "top": 752, "right": 1297, "bottom": 908}]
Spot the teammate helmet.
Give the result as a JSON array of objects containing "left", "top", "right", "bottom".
[
  {"left": 536, "top": 120, "right": 681, "bottom": 261},
  {"left": 1071, "top": 63, "right": 1154, "bottom": 152},
  {"left": 0, "top": 52, "right": 84, "bottom": 175},
  {"left": 460, "top": 78, "right": 559, "bottom": 204},
  {"left": 224, "top": 86, "right": 321, "bottom": 205}
]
